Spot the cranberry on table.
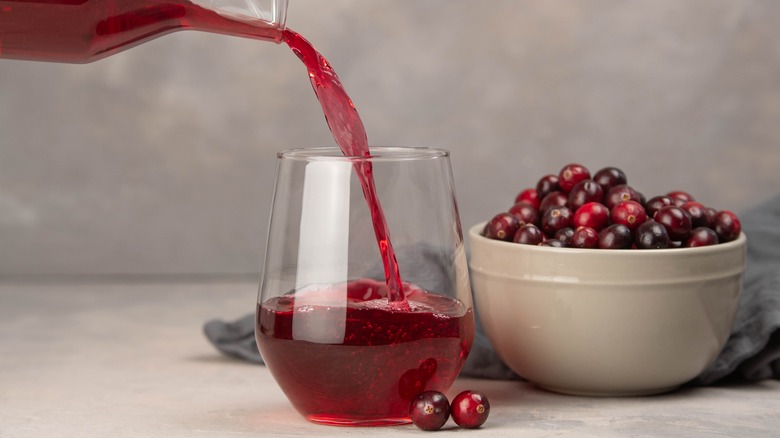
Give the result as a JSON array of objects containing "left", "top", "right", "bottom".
[
  {"left": 685, "top": 227, "right": 719, "bottom": 247},
  {"left": 558, "top": 163, "right": 591, "bottom": 193},
  {"left": 599, "top": 224, "right": 633, "bottom": 249},
  {"left": 410, "top": 391, "right": 450, "bottom": 431},
  {"left": 571, "top": 226, "right": 599, "bottom": 248},
  {"left": 654, "top": 206, "right": 692, "bottom": 241},
  {"left": 484, "top": 213, "right": 520, "bottom": 242},
  {"left": 712, "top": 210, "right": 742, "bottom": 242},
  {"left": 514, "top": 223, "right": 544, "bottom": 245},
  {"left": 568, "top": 179, "right": 605, "bottom": 210},
  {"left": 450, "top": 390, "right": 490, "bottom": 429},
  {"left": 635, "top": 220, "right": 670, "bottom": 249},
  {"left": 541, "top": 206, "right": 573, "bottom": 237},
  {"left": 592, "top": 166, "right": 627, "bottom": 192},
  {"left": 536, "top": 174, "right": 560, "bottom": 200},
  {"left": 573, "top": 202, "right": 610, "bottom": 231},
  {"left": 508, "top": 201, "right": 540, "bottom": 226},
  {"left": 611, "top": 200, "right": 647, "bottom": 232}
]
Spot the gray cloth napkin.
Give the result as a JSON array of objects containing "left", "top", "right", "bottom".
[{"left": 204, "top": 195, "right": 780, "bottom": 384}]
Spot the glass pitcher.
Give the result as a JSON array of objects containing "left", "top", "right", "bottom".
[{"left": 0, "top": 0, "right": 288, "bottom": 63}]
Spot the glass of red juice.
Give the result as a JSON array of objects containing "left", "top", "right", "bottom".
[{"left": 256, "top": 147, "right": 474, "bottom": 426}]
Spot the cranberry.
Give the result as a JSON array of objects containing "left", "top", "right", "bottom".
[
  {"left": 573, "top": 202, "right": 610, "bottom": 231},
  {"left": 514, "top": 188, "right": 540, "bottom": 209},
  {"left": 712, "top": 210, "right": 741, "bottom": 242},
  {"left": 398, "top": 369, "right": 427, "bottom": 401},
  {"left": 685, "top": 227, "right": 719, "bottom": 247},
  {"left": 599, "top": 224, "right": 633, "bottom": 249},
  {"left": 645, "top": 195, "right": 674, "bottom": 218},
  {"left": 539, "top": 191, "right": 568, "bottom": 214},
  {"left": 680, "top": 201, "right": 711, "bottom": 228},
  {"left": 568, "top": 179, "right": 604, "bottom": 210},
  {"left": 513, "top": 223, "right": 544, "bottom": 245},
  {"left": 592, "top": 167, "right": 627, "bottom": 192},
  {"left": 571, "top": 226, "right": 599, "bottom": 248},
  {"left": 654, "top": 206, "right": 692, "bottom": 241},
  {"left": 635, "top": 220, "right": 670, "bottom": 249},
  {"left": 540, "top": 239, "right": 565, "bottom": 247},
  {"left": 668, "top": 190, "right": 695, "bottom": 206},
  {"left": 484, "top": 213, "right": 520, "bottom": 242},
  {"left": 604, "top": 184, "right": 641, "bottom": 209},
  {"left": 536, "top": 174, "right": 560, "bottom": 200},
  {"left": 450, "top": 390, "right": 490, "bottom": 429},
  {"left": 541, "top": 206, "right": 573, "bottom": 237},
  {"left": 610, "top": 200, "right": 647, "bottom": 232},
  {"left": 410, "top": 391, "right": 450, "bottom": 431},
  {"left": 558, "top": 163, "right": 591, "bottom": 193},
  {"left": 508, "top": 201, "right": 540, "bottom": 226},
  {"left": 554, "top": 227, "right": 575, "bottom": 247}
]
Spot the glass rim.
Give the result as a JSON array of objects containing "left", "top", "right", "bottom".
[{"left": 277, "top": 146, "right": 450, "bottom": 162}]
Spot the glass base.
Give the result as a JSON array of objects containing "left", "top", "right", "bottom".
[{"left": 306, "top": 414, "right": 412, "bottom": 427}]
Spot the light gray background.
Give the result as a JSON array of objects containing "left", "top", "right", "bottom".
[{"left": 1, "top": 0, "right": 779, "bottom": 278}]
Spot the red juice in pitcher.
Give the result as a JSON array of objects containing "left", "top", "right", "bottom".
[{"left": 0, "top": 0, "right": 283, "bottom": 63}]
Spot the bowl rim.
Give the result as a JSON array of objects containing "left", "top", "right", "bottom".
[{"left": 468, "top": 221, "right": 747, "bottom": 256}]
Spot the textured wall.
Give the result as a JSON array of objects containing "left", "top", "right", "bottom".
[{"left": 1, "top": 0, "right": 779, "bottom": 277}]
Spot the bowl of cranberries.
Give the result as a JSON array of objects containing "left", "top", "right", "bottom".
[{"left": 469, "top": 164, "right": 746, "bottom": 396}]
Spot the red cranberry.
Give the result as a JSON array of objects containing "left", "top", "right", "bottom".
[
  {"left": 539, "top": 191, "right": 569, "bottom": 214},
  {"left": 712, "top": 210, "right": 741, "bottom": 242},
  {"left": 410, "top": 391, "right": 450, "bottom": 431},
  {"left": 604, "top": 184, "right": 641, "bottom": 209},
  {"left": 680, "top": 201, "right": 711, "bottom": 228},
  {"left": 541, "top": 206, "right": 573, "bottom": 237},
  {"left": 484, "top": 213, "right": 520, "bottom": 242},
  {"left": 513, "top": 223, "right": 544, "bottom": 245},
  {"left": 573, "top": 202, "right": 610, "bottom": 231},
  {"left": 635, "top": 220, "right": 670, "bottom": 249},
  {"left": 668, "top": 190, "right": 695, "bottom": 206},
  {"left": 568, "top": 179, "right": 605, "bottom": 210},
  {"left": 450, "top": 390, "right": 490, "bottom": 429},
  {"left": 536, "top": 174, "right": 560, "bottom": 200},
  {"left": 685, "top": 227, "right": 719, "bottom": 247},
  {"left": 599, "top": 224, "right": 633, "bottom": 249},
  {"left": 592, "top": 167, "right": 627, "bottom": 192},
  {"left": 514, "top": 188, "right": 540, "bottom": 209},
  {"left": 398, "top": 369, "right": 427, "bottom": 401},
  {"left": 540, "top": 239, "right": 565, "bottom": 247},
  {"left": 645, "top": 195, "right": 674, "bottom": 218},
  {"left": 554, "top": 227, "right": 575, "bottom": 247},
  {"left": 654, "top": 206, "right": 692, "bottom": 241},
  {"left": 571, "top": 226, "right": 599, "bottom": 248},
  {"left": 508, "top": 201, "right": 540, "bottom": 226},
  {"left": 610, "top": 200, "right": 647, "bottom": 232},
  {"left": 558, "top": 163, "right": 591, "bottom": 193}
]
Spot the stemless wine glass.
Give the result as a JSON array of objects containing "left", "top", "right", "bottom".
[{"left": 255, "top": 147, "right": 474, "bottom": 426}]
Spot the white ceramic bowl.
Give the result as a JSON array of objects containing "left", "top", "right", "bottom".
[{"left": 468, "top": 222, "right": 746, "bottom": 396}]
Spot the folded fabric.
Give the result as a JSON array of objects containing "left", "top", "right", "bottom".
[{"left": 204, "top": 195, "right": 780, "bottom": 384}]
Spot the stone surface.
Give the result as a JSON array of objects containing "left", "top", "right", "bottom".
[
  {"left": 1, "top": 0, "right": 780, "bottom": 276},
  {"left": 1, "top": 281, "right": 778, "bottom": 437}
]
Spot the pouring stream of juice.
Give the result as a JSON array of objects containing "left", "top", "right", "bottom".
[{"left": 282, "top": 30, "right": 406, "bottom": 305}]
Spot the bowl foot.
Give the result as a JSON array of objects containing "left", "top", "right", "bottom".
[{"left": 535, "top": 383, "right": 681, "bottom": 397}]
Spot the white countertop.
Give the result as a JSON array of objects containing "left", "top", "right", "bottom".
[{"left": 1, "top": 281, "right": 778, "bottom": 437}]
